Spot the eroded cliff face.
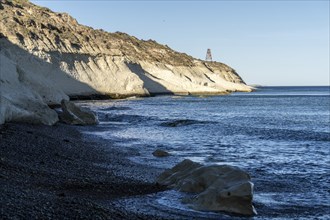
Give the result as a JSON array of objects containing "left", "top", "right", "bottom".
[{"left": 0, "top": 0, "right": 252, "bottom": 124}]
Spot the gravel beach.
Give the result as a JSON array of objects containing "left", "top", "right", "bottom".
[{"left": 0, "top": 122, "right": 167, "bottom": 219}]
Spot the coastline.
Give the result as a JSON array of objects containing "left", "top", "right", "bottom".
[{"left": 0, "top": 122, "right": 167, "bottom": 219}]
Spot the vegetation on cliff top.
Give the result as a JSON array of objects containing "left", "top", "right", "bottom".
[{"left": 0, "top": 0, "right": 234, "bottom": 70}]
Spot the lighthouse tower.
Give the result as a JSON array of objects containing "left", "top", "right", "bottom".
[{"left": 205, "top": 48, "right": 212, "bottom": 62}]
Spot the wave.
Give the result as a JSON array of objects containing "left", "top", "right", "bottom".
[
  {"left": 228, "top": 125, "right": 330, "bottom": 142},
  {"left": 159, "top": 119, "right": 213, "bottom": 127},
  {"left": 100, "top": 106, "right": 132, "bottom": 111},
  {"left": 103, "top": 114, "right": 158, "bottom": 124}
]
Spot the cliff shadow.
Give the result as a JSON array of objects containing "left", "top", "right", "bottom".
[
  {"left": 125, "top": 62, "right": 174, "bottom": 95},
  {"left": 0, "top": 37, "right": 99, "bottom": 100}
]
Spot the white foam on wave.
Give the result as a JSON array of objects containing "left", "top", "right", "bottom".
[
  {"left": 254, "top": 193, "right": 284, "bottom": 205},
  {"left": 82, "top": 131, "right": 112, "bottom": 140},
  {"left": 99, "top": 121, "right": 129, "bottom": 125}
]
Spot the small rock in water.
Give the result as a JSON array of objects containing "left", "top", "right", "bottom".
[{"left": 152, "top": 149, "right": 170, "bottom": 157}]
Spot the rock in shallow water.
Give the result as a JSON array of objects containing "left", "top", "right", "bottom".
[
  {"left": 60, "top": 100, "right": 99, "bottom": 125},
  {"left": 157, "top": 159, "right": 257, "bottom": 216},
  {"left": 152, "top": 149, "right": 170, "bottom": 157}
]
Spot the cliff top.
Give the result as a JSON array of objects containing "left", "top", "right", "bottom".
[{"left": 0, "top": 0, "right": 233, "bottom": 70}]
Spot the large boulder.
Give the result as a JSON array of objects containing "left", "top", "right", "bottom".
[
  {"left": 157, "top": 159, "right": 256, "bottom": 216},
  {"left": 60, "top": 100, "right": 98, "bottom": 125}
]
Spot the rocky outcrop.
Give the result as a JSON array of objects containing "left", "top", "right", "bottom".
[
  {"left": 157, "top": 159, "right": 256, "bottom": 216},
  {"left": 0, "top": 49, "right": 61, "bottom": 125},
  {"left": 0, "top": 38, "right": 94, "bottom": 125},
  {"left": 59, "top": 100, "right": 98, "bottom": 125},
  {"left": 0, "top": 0, "right": 252, "bottom": 124}
]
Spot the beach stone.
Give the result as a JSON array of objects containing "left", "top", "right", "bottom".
[
  {"left": 152, "top": 149, "right": 170, "bottom": 157},
  {"left": 60, "top": 100, "right": 98, "bottom": 125},
  {"left": 157, "top": 159, "right": 256, "bottom": 216}
]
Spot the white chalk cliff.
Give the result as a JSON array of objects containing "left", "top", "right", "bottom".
[{"left": 0, "top": 0, "right": 252, "bottom": 125}]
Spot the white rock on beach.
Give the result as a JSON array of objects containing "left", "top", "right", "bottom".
[
  {"left": 60, "top": 100, "right": 99, "bottom": 125},
  {"left": 157, "top": 159, "right": 257, "bottom": 216}
]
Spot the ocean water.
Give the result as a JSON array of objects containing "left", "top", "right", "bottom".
[{"left": 80, "top": 86, "right": 330, "bottom": 219}]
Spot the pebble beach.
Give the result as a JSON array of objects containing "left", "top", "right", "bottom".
[{"left": 0, "top": 123, "right": 166, "bottom": 219}]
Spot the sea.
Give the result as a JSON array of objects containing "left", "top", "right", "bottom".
[{"left": 79, "top": 86, "right": 330, "bottom": 219}]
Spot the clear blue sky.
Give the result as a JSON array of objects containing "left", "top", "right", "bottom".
[{"left": 31, "top": 0, "right": 329, "bottom": 86}]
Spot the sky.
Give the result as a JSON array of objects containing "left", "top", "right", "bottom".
[{"left": 30, "top": 0, "right": 329, "bottom": 86}]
